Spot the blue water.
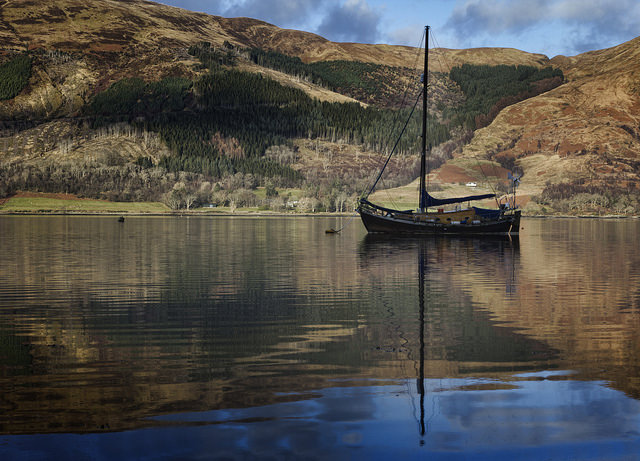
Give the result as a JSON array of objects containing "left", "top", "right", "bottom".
[{"left": 1, "top": 216, "right": 640, "bottom": 459}]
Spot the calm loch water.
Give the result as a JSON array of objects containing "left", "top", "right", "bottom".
[{"left": 1, "top": 215, "right": 640, "bottom": 459}]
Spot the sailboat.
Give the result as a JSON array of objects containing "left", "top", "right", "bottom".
[{"left": 357, "top": 26, "right": 521, "bottom": 236}]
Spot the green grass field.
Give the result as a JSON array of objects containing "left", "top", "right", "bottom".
[
  {"left": 0, "top": 196, "right": 170, "bottom": 213},
  {"left": 0, "top": 188, "right": 339, "bottom": 214}
]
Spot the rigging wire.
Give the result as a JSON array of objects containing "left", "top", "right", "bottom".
[
  {"left": 425, "top": 29, "right": 451, "bottom": 197},
  {"left": 326, "top": 29, "right": 430, "bottom": 233},
  {"left": 359, "top": 29, "right": 426, "bottom": 204},
  {"left": 364, "top": 89, "right": 423, "bottom": 198},
  {"left": 377, "top": 30, "right": 426, "bottom": 211},
  {"left": 473, "top": 158, "right": 502, "bottom": 207},
  {"left": 430, "top": 32, "right": 454, "bottom": 78}
]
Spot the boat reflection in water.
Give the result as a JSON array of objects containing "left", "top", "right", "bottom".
[
  {"left": 358, "top": 234, "right": 525, "bottom": 440},
  {"left": 355, "top": 232, "right": 640, "bottom": 457}
]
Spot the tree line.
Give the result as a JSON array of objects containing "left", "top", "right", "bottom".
[
  {"left": 85, "top": 66, "right": 450, "bottom": 185},
  {"left": 0, "top": 161, "right": 182, "bottom": 202},
  {"left": 89, "top": 76, "right": 192, "bottom": 116},
  {"left": 533, "top": 180, "right": 640, "bottom": 214},
  {"left": 0, "top": 54, "right": 32, "bottom": 100},
  {"left": 247, "top": 47, "right": 412, "bottom": 106},
  {"left": 188, "top": 41, "right": 237, "bottom": 69},
  {"left": 447, "top": 64, "right": 564, "bottom": 130}
]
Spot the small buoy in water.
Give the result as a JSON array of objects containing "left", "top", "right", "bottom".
[{"left": 118, "top": 216, "right": 125, "bottom": 222}]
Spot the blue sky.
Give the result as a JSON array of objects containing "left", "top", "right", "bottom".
[{"left": 158, "top": 0, "right": 640, "bottom": 58}]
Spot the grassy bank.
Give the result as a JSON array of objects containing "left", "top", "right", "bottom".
[
  {"left": 0, "top": 192, "right": 339, "bottom": 215},
  {"left": 2, "top": 194, "right": 636, "bottom": 218},
  {"left": 0, "top": 195, "right": 170, "bottom": 214}
]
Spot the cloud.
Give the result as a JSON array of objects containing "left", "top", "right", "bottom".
[
  {"left": 224, "top": 0, "right": 322, "bottom": 29},
  {"left": 158, "top": 0, "right": 383, "bottom": 43},
  {"left": 158, "top": 0, "right": 326, "bottom": 30},
  {"left": 552, "top": 0, "right": 640, "bottom": 53},
  {"left": 386, "top": 24, "right": 425, "bottom": 47},
  {"left": 157, "top": 0, "right": 230, "bottom": 14},
  {"left": 161, "top": 0, "right": 383, "bottom": 43},
  {"left": 446, "top": 0, "right": 640, "bottom": 55},
  {"left": 316, "top": 0, "right": 382, "bottom": 43},
  {"left": 447, "top": 0, "right": 548, "bottom": 35}
]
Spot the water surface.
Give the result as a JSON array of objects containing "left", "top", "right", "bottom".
[{"left": 1, "top": 216, "right": 640, "bottom": 459}]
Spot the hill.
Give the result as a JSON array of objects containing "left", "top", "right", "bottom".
[
  {"left": 455, "top": 36, "right": 640, "bottom": 214},
  {"left": 0, "top": 0, "right": 549, "bottom": 68},
  {"left": 1, "top": 0, "right": 639, "bottom": 215}
]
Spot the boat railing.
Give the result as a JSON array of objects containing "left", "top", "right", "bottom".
[{"left": 358, "top": 199, "right": 414, "bottom": 218}]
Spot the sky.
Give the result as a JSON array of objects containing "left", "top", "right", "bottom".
[{"left": 157, "top": 0, "right": 640, "bottom": 58}]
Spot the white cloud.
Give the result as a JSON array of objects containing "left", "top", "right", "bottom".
[{"left": 386, "top": 24, "right": 425, "bottom": 47}]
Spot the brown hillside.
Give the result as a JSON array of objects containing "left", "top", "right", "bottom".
[
  {"left": 0, "top": 0, "right": 553, "bottom": 119},
  {"left": 460, "top": 36, "right": 640, "bottom": 213},
  {"left": 0, "top": 0, "right": 556, "bottom": 127},
  {"left": 0, "top": 0, "right": 550, "bottom": 70}
]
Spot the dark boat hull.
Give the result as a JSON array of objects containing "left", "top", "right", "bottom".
[{"left": 359, "top": 207, "right": 521, "bottom": 235}]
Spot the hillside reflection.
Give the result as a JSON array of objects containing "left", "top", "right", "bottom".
[
  {"left": 357, "top": 234, "right": 554, "bottom": 370},
  {"left": 1, "top": 216, "right": 640, "bottom": 436}
]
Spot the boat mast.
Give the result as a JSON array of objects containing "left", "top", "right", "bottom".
[{"left": 418, "top": 26, "right": 429, "bottom": 212}]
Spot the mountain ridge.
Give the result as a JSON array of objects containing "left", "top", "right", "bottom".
[{"left": 1, "top": 0, "right": 552, "bottom": 68}]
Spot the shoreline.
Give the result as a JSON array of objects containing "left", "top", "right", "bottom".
[
  {"left": 0, "top": 210, "right": 357, "bottom": 217},
  {"left": 0, "top": 210, "right": 637, "bottom": 219},
  {"left": 2, "top": 193, "right": 638, "bottom": 219}
]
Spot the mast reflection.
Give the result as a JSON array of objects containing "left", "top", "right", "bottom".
[
  {"left": 418, "top": 238, "right": 426, "bottom": 437},
  {"left": 358, "top": 234, "right": 522, "bottom": 440}
]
